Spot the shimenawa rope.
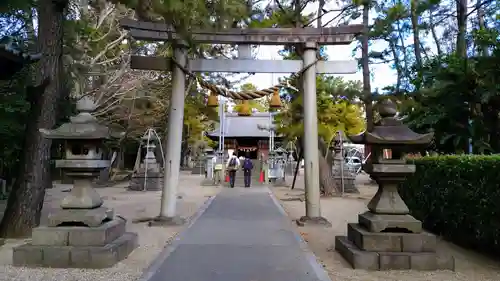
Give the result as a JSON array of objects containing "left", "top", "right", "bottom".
[{"left": 170, "top": 57, "right": 320, "bottom": 100}]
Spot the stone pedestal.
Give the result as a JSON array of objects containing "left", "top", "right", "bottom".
[
  {"left": 14, "top": 217, "right": 138, "bottom": 268},
  {"left": 191, "top": 160, "right": 205, "bottom": 175},
  {"left": 332, "top": 163, "right": 357, "bottom": 193},
  {"left": 335, "top": 213, "right": 454, "bottom": 270},
  {"left": 61, "top": 171, "right": 73, "bottom": 184},
  {"left": 94, "top": 168, "right": 111, "bottom": 187},
  {"left": 13, "top": 179, "right": 138, "bottom": 268},
  {"left": 335, "top": 175, "right": 455, "bottom": 270},
  {"left": 285, "top": 161, "right": 298, "bottom": 175},
  {"left": 129, "top": 168, "right": 162, "bottom": 191},
  {"left": 272, "top": 177, "right": 288, "bottom": 187},
  {"left": 332, "top": 144, "right": 358, "bottom": 193}
]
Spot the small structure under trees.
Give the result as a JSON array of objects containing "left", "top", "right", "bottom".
[{"left": 0, "top": 43, "right": 41, "bottom": 80}]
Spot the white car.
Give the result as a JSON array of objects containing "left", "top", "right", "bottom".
[{"left": 345, "top": 156, "right": 362, "bottom": 172}]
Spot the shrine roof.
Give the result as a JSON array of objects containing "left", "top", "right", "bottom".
[
  {"left": 0, "top": 43, "right": 41, "bottom": 63},
  {"left": 207, "top": 112, "right": 278, "bottom": 139},
  {"left": 0, "top": 42, "right": 41, "bottom": 80}
]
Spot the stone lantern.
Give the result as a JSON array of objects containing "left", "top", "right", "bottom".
[
  {"left": 201, "top": 147, "right": 216, "bottom": 186},
  {"left": 13, "top": 97, "right": 138, "bottom": 268},
  {"left": 267, "top": 150, "right": 277, "bottom": 182},
  {"left": 332, "top": 131, "right": 357, "bottom": 193},
  {"left": 130, "top": 134, "right": 161, "bottom": 191},
  {"left": 144, "top": 135, "right": 158, "bottom": 165},
  {"left": 285, "top": 149, "right": 296, "bottom": 175},
  {"left": 335, "top": 99, "right": 454, "bottom": 271},
  {"left": 272, "top": 147, "right": 287, "bottom": 186},
  {"left": 191, "top": 140, "right": 208, "bottom": 175}
]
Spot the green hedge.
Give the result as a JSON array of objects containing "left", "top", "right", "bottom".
[{"left": 400, "top": 155, "right": 500, "bottom": 255}]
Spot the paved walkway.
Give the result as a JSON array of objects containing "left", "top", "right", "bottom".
[{"left": 145, "top": 187, "right": 330, "bottom": 281}]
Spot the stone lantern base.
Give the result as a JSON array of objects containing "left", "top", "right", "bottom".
[
  {"left": 13, "top": 209, "right": 138, "bottom": 268},
  {"left": 190, "top": 162, "right": 205, "bottom": 175},
  {"left": 285, "top": 161, "right": 298, "bottom": 175},
  {"left": 130, "top": 175, "right": 162, "bottom": 191},
  {"left": 333, "top": 175, "right": 357, "bottom": 193},
  {"left": 129, "top": 171, "right": 162, "bottom": 191},
  {"left": 272, "top": 177, "right": 288, "bottom": 187},
  {"left": 129, "top": 162, "right": 162, "bottom": 191},
  {"left": 335, "top": 211, "right": 455, "bottom": 270},
  {"left": 13, "top": 182, "right": 138, "bottom": 268}
]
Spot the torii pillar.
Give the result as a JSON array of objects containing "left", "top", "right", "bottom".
[{"left": 158, "top": 42, "right": 187, "bottom": 225}]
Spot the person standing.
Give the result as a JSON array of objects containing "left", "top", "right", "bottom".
[
  {"left": 242, "top": 155, "right": 254, "bottom": 188},
  {"left": 226, "top": 152, "right": 240, "bottom": 188}
]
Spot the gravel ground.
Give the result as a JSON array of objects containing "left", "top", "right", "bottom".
[
  {"left": 272, "top": 172, "right": 500, "bottom": 281},
  {"left": 0, "top": 172, "right": 220, "bottom": 281}
]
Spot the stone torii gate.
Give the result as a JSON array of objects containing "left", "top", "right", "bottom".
[{"left": 120, "top": 19, "right": 363, "bottom": 224}]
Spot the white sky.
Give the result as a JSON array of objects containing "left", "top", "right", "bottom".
[
  {"left": 238, "top": 1, "right": 396, "bottom": 91},
  {"left": 244, "top": 44, "right": 394, "bottom": 91}
]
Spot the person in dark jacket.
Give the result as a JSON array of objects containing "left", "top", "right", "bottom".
[{"left": 241, "top": 155, "right": 254, "bottom": 188}]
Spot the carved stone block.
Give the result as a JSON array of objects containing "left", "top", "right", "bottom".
[{"left": 358, "top": 211, "right": 422, "bottom": 233}]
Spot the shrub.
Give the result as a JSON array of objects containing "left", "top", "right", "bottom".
[{"left": 400, "top": 155, "right": 500, "bottom": 255}]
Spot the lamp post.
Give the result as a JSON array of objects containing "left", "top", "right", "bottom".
[
  {"left": 268, "top": 112, "right": 272, "bottom": 154},
  {"left": 218, "top": 96, "right": 226, "bottom": 162}
]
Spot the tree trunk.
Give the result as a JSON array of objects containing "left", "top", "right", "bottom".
[
  {"left": 318, "top": 151, "right": 336, "bottom": 196},
  {"left": 318, "top": 138, "right": 337, "bottom": 196},
  {"left": 291, "top": 148, "right": 303, "bottom": 190},
  {"left": 456, "top": 0, "right": 468, "bottom": 58},
  {"left": 429, "top": 11, "right": 443, "bottom": 56},
  {"left": 389, "top": 39, "right": 403, "bottom": 94},
  {"left": 116, "top": 146, "right": 126, "bottom": 170},
  {"left": 455, "top": 0, "right": 469, "bottom": 153},
  {"left": 395, "top": 19, "right": 409, "bottom": 80},
  {"left": 410, "top": 0, "right": 423, "bottom": 69},
  {"left": 476, "top": 0, "right": 487, "bottom": 55},
  {"left": 180, "top": 138, "right": 189, "bottom": 168},
  {"left": 362, "top": 1, "right": 373, "bottom": 132},
  {"left": 317, "top": 0, "right": 325, "bottom": 27},
  {"left": 0, "top": 0, "right": 67, "bottom": 238}
]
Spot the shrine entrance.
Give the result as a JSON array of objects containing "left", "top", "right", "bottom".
[
  {"left": 236, "top": 146, "right": 259, "bottom": 160},
  {"left": 120, "top": 19, "right": 363, "bottom": 220},
  {"left": 236, "top": 143, "right": 258, "bottom": 159}
]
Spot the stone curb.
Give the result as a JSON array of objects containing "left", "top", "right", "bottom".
[
  {"left": 136, "top": 194, "right": 218, "bottom": 281},
  {"left": 267, "top": 187, "right": 332, "bottom": 281}
]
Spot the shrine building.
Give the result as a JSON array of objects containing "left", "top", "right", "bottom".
[{"left": 206, "top": 111, "right": 282, "bottom": 160}]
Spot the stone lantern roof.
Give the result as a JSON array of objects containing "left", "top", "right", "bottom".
[
  {"left": 39, "top": 97, "right": 124, "bottom": 140},
  {"left": 348, "top": 99, "right": 433, "bottom": 146},
  {"left": 141, "top": 132, "right": 159, "bottom": 142}
]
